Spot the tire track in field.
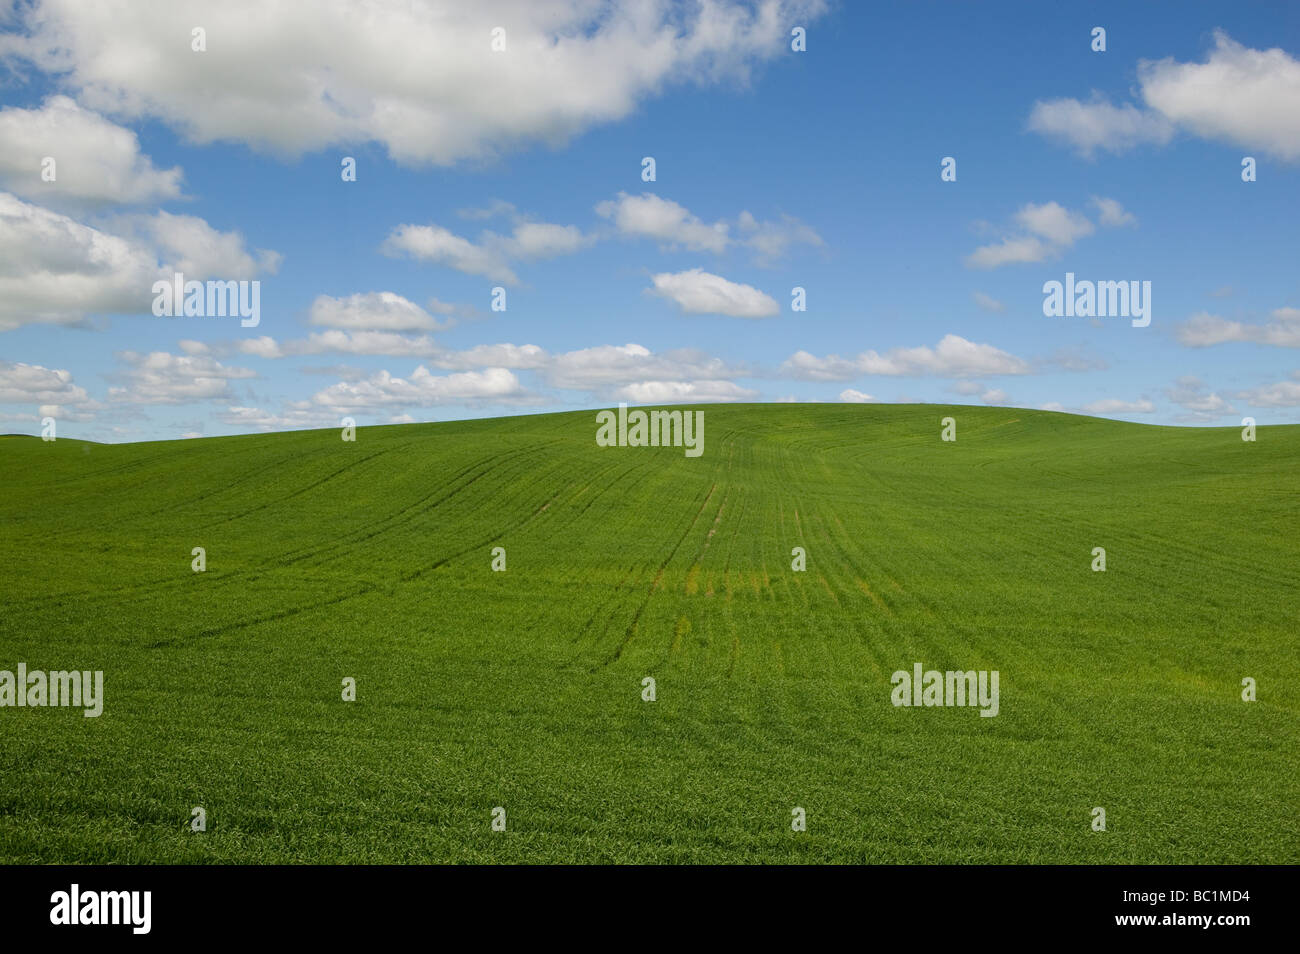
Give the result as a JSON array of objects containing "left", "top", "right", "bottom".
[
  {"left": 146, "top": 444, "right": 587, "bottom": 647},
  {"left": 596, "top": 480, "right": 718, "bottom": 670},
  {"left": 566, "top": 454, "right": 697, "bottom": 646},
  {"left": 8, "top": 445, "right": 540, "bottom": 614},
  {"left": 196, "top": 449, "right": 392, "bottom": 528}
]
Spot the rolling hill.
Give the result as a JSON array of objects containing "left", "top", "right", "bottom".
[{"left": 1, "top": 403, "right": 1296, "bottom": 863}]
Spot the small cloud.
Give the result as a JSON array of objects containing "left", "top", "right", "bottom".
[
  {"left": 1176, "top": 308, "right": 1300, "bottom": 347},
  {"left": 1091, "top": 196, "right": 1138, "bottom": 227},
  {"left": 648, "top": 268, "right": 779, "bottom": 318},
  {"left": 1080, "top": 397, "right": 1156, "bottom": 415},
  {"left": 972, "top": 291, "right": 1005, "bottom": 313}
]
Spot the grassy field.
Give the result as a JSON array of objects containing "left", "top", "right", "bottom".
[{"left": 0, "top": 404, "right": 1296, "bottom": 863}]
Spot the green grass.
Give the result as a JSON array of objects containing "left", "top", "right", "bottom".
[{"left": 0, "top": 404, "right": 1296, "bottom": 863}]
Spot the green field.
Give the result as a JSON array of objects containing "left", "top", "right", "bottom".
[{"left": 1, "top": 404, "right": 1296, "bottom": 863}]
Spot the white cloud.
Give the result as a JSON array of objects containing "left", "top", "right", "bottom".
[
  {"left": 0, "top": 360, "right": 94, "bottom": 411},
  {"left": 308, "top": 291, "right": 447, "bottom": 332},
  {"left": 499, "top": 222, "right": 590, "bottom": 260},
  {"left": 736, "top": 209, "right": 823, "bottom": 263},
  {"left": 1091, "top": 196, "right": 1137, "bottom": 228},
  {"left": 1080, "top": 398, "right": 1156, "bottom": 415},
  {"left": 429, "top": 343, "right": 549, "bottom": 371},
  {"left": 1176, "top": 308, "right": 1300, "bottom": 347},
  {"left": 1141, "top": 32, "right": 1300, "bottom": 161},
  {"left": 381, "top": 224, "right": 516, "bottom": 284},
  {"left": 1236, "top": 371, "right": 1300, "bottom": 408},
  {"left": 965, "top": 235, "right": 1053, "bottom": 269},
  {"left": 219, "top": 404, "right": 340, "bottom": 432},
  {"left": 1166, "top": 375, "right": 1234, "bottom": 417},
  {"left": 1029, "top": 33, "right": 1300, "bottom": 161},
  {"left": 1015, "top": 201, "right": 1095, "bottom": 246},
  {"left": 951, "top": 380, "right": 1011, "bottom": 405},
  {"left": 308, "top": 366, "right": 529, "bottom": 412},
  {"left": 238, "top": 336, "right": 284, "bottom": 359},
  {"left": 545, "top": 343, "right": 743, "bottom": 391},
  {"left": 0, "top": 193, "right": 281, "bottom": 329},
  {"left": 0, "top": 1, "right": 826, "bottom": 165},
  {"left": 380, "top": 217, "right": 588, "bottom": 283},
  {"left": 966, "top": 198, "right": 1131, "bottom": 269},
  {"left": 596, "top": 192, "right": 730, "bottom": 253},
  {"left": 783, "top": 335, "right": 1031, "bottom": 380},
  {"left": 613, "top": 379, "right": 757, "bottom": 403},
  {"left": 108, "top": 350, "right": 256, "bottom": 405},
  {"left": 1027, "top": 95, "right": 1174, "bottom": 157},
  {"left": 839, "top": 388, "right": 874, "bottom": 403},
  {"left": 0, "top": 191, "right": 158, "bottom": 329},
  {"left": 131, "top": 210, "right": 281, "bottom": 278},
  {"left": 0, "top": 96, "right": 183, "bottom": 205},
  {"left": 972, "top": 291, "right": 1005, "bottom": 313},
  {"left": 648, "top": 268, "right": 779, "bottom": 318}
]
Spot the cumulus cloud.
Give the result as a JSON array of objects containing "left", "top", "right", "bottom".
[
  {"left": 0, "top": 361, "right": 97, "bottom": 419},
  {"left": 1091, "top": 196, "right": 1138, "bottom": 228},
  {"left": 308, "top": 366, "right": 529, "bottom": 412},
  {"left": 736, "top": 210, "right": 823, "bottom": 263},
  {"left": 595, "top": 193, "right": 821, "bottom": 263},
  {"left": 965, "top": 235, "right": 1053, "bottom": 269},
  {"left": 0, "top": 191, "right": 159, "bottom": 329},
  {"left": 1166, "top": 375, "right": 1234, "bottom": 419},
  {"left": 380, "top": 216, "right": 589, "bottom": 283},
  {"left": 0, "top": 1, "right": 826, "bottom": 165},
  {"left": 648, "top": 268, "right": 779, "bottom": 318},
  {"left": 1176, "top": 308, "right": 1300, "bottom": 347},
  {"left": 544, "top": 343, "right": 744, "bottom": 391},
  {"left": 951, "top": 380, "right": 1011, "bottom": 405},
  {"left": 1080, "top": 397, "right": 1156, "bottom": 415},
  {"left": 1015, "top": 200, "right": 1095, "bottom": 246},
  {"left": 499, "top": 222, "right": 590, "bottom": 260},
  {"left": 612, "top": 379, "right": 758, "bottom": 403},
  {"left": 308, "top": 291, "right": 448, "bottom": 332},
  {"left": 1027, "top": 96, "right": 1174, "bottom": 157},
  {"left": 0, "top": 193, "right": 282, "bottom": 330},
  {"left": 596, "top": 192, "right": 730, "bottom": 253},
  {"left": 0, "top": 96, "right": 183, "bottom": 205},
  {"left": 107, "top": 350, "right": 256, "bottom": 404},
  {"left": 783, "top": 335, "right": 1031, "bottom": 380},
  {"left": 128, "top": 210, "right": 281, "bottom": 277},
  {"left": 381, "top": 224, "right": 517, "bottom": 283},
  {"left": 839, "top": 388, "right": 875, "bottom": 403},
  {"left": 218, "top": 404, "right": 340, "bottom": 432},
  {"left": 966, "top": 198, "right": 1129, "bottom": 269},
  {"left": 1236, "top": 370, "right": 1300, "bottom": 407},
  {"left": 1029, "top": 32, "right": 1300, "bottom": 161}
]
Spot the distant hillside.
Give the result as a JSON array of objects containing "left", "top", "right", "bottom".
[{"left": 1, "top": 404, "right": 1296, "bottom": 863}]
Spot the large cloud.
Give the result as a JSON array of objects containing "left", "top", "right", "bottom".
[
  {"left": 0, "top": 96, "right": 182, "bottom": 205},
  {"left": 1029, "top": 32, "right": 1300, "bottom": 160},
  {"left": 0, "top": 192, "right": 281, "bottom": 330},
  {"left": 0, "top": 0, "right": 826, "bottom": 165}
]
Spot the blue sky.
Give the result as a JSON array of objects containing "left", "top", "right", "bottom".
[{"left": 2, "top": 0, "right": 1298, "bottom": 441}]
